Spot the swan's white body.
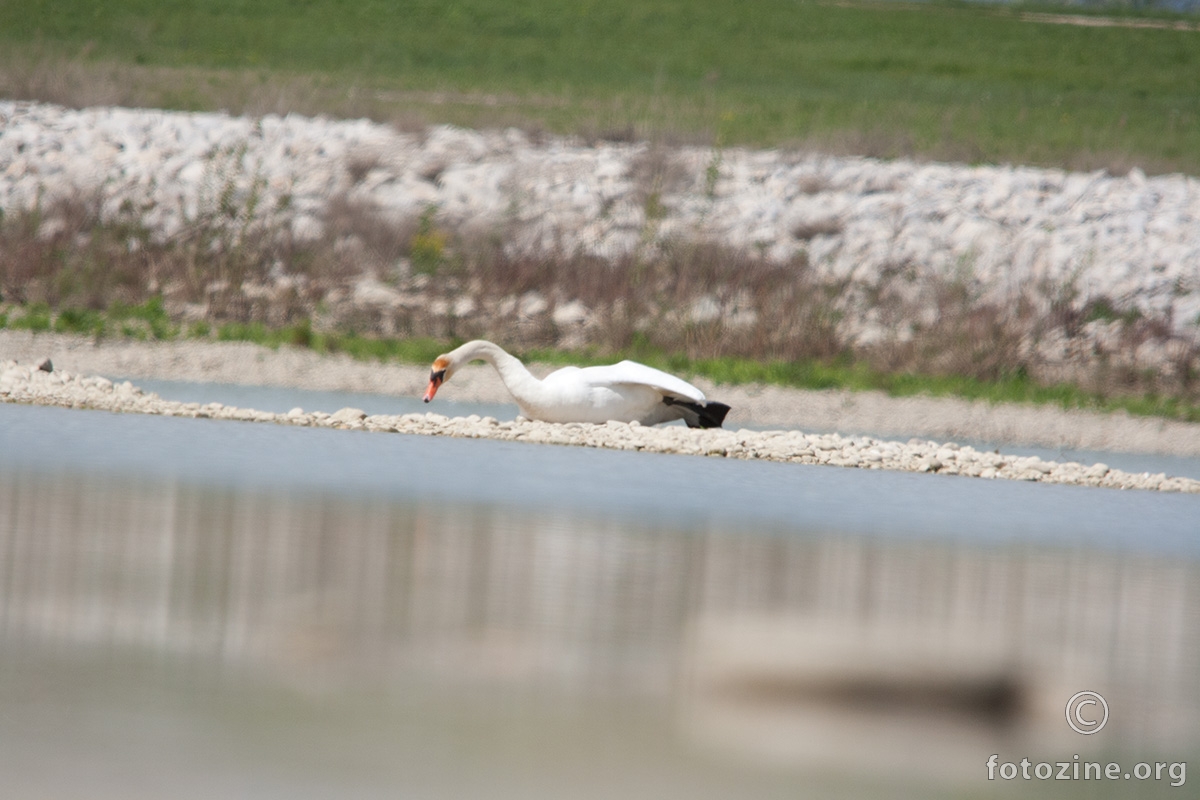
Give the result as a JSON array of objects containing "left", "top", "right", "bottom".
[{"left": 423, "top": 340, "right": 730, "bottom": 428}]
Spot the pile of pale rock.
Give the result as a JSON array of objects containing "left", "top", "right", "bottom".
[
  {"left": 2, "top": 101, "right": 1199, "bottom": 337},
  {"left": 4, "top": 359, "right": 1197, "bottom": 494}
]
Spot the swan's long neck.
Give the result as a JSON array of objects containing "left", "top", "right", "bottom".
[{"left": 451, "top": 340, "right": 545, "bottom": 409}]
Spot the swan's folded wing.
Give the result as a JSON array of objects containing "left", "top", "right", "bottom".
[{"left": 579, "top": 361, "right": 707, "bottom": 403}]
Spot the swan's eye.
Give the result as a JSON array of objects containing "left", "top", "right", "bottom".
[{"left": 430, "top": 369, "right": 446, "bottom": 386}]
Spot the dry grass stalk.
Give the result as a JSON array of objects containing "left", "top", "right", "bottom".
[{"left": 2, "top": 190, "right": 1197, "bottom": 403}]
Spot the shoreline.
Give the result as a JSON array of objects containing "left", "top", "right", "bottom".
[
  {"left": 4, "top": 329, "right": 1200, "bottom": 459},
  {"left": 3, "top": 349, "right": 1198, "bottom": 495}
]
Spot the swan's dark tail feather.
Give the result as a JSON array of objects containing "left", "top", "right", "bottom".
[{"left": 664, "top": 397, "right": 732, "bottom": 429}]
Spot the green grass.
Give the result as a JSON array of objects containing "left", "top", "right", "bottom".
[
  {"left": 214, "top": 319, "right": 449, "bottom": 364},
  {"left": 41, "top": 297, "right": 177, "bottom": 340},
  {"left": 3, "top": 0, "right": 1200, "bottom": 171},
  {"left": 522, "top": 340, "right": 1200, "bottom": 422},
  {"left": 213, "top": 326, "right": 1200, "bottom": 423},
  {"left": 6, "top": 297, "right": 177, "bottom": 340}
]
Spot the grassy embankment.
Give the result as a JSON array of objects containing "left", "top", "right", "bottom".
[
  {"left": 4, "top": 0, "right": 1199, "bottom": 171},
  {"left": 2, "top": 1, "right": 1199, "bottom": 420},
  {"left": 5, "top": 298, "right": 1199, "bottom": 423}
]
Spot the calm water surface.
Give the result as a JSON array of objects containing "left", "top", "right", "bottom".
[
  {"left": 130, "top": 377, "right": 1200, "bottom": 481},
  {"left": 1, "top": 399, "right": 1198, "bottom": 799}
]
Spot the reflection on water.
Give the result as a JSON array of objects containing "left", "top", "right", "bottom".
[{"left": 1, "top": 467, "right": 1197, "bottom": 798}]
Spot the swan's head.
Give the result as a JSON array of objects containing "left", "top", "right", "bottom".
[{"left": 422, "top": 354, "right": 454, "bottom": 403}]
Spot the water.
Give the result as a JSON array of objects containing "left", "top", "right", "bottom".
[
  {"left": 127, "top": 376, "right": 1200, "bottom": 481},
  {"left": 1, "top": 401, "right": 1198, "bottom": 798},
  {"left": 127, "top": 376, "right": 509, "bottom": 420}
]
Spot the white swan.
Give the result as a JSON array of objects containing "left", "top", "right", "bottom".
[{"left": 422, "top": 340, "right": 731, "bottom": 428}]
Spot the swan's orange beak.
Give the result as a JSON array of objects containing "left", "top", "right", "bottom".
[{"left": 423, "top": 369, "right": 445, "bottom": 403}]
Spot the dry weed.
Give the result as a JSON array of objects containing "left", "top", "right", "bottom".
[{"left": 2, "top": 189, "right": 1196, "bottom": 401}]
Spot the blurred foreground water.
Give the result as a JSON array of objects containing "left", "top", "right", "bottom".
[{"left": 1, "top": 401, "right": 1198, "bottom": 798}]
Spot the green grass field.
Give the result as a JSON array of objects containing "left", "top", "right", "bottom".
[{"left": 4, "top": 0, "right": 1200, "bottom": 172}]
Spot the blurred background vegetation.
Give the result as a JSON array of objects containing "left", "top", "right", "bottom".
[{"left": 2, "top": 0, "right": 1198, "bottom": 172}]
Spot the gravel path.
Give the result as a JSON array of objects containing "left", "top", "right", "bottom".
[{"left": 3, "top": 337, "right": 1199, "bottom": 494}]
